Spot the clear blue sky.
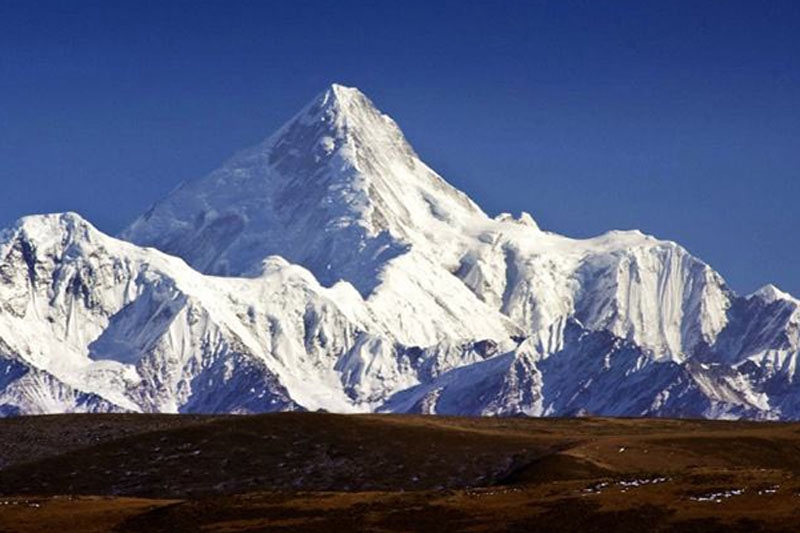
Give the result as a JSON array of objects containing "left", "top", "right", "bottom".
[{"left": 1, "top": 1, "right": 798, "bottom": 295}]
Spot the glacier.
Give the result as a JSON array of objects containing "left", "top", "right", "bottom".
[{"left": 0, "top": 83, "right": 797, "bottom": 419}]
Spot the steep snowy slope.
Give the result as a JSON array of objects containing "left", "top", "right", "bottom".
[
  {"left": 455, "top": 221, "right": 732, "bottom": 361},
  {"left": 0, "top": 213, "right": 307, "bottom": 414},
  {"left": 123, "top": 85, "right": 482, "bottom": 285},
  {"left": 709, "top": 287, "right": 800, "bottom": 417},
  {"left": 0, "top": 345, "right": 123, "bottom": 416},
  {"left": 0, "top": 214, "right": 359, "bottom": 413},
  {"left": 1, "top": 84, "right": 798, "bottom": 419},
  {"left": 0, "top": 213, "right": 504, "bottom": 414},
  {"left": 380, "top": 320, "right": 768, "bottom": 419},
  {"left": 123, "top": 84, "right": 732, "bottom": 360},
  {"left": 122, "top": 85, "right": 512, "bottom": 347}
]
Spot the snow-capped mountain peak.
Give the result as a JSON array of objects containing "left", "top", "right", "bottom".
[
  {"left": 122, "top": 84, "right": 483, "bottom": 290},
  {"left": 290, "top": 82, "right": 410, "bottom": 150},
  {"left": 749, "top": 284, "right": 795, "bottom": 304},
  {"left": 2, "top": 84, "right": 799, "bottom": 420}
]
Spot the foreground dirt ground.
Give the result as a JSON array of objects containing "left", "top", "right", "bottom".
[{"left": 3, "top": 413, "right": 800, "bottom": 531}]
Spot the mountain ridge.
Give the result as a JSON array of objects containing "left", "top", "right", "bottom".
[{"left": 0, "top": 84, "right": 798, "bottom": 419}]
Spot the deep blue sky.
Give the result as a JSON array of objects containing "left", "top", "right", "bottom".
[{"left": 1, "top": 1, "right": 798, "bottom": 295}]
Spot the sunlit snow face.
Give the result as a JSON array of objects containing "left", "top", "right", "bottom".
[{"left": 0, "top": 84, "right": 795, "bottom": 420}]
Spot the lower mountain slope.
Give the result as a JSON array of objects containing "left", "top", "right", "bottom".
[{"left": 1, "top": 212, "right": 797, "bottom": 419}]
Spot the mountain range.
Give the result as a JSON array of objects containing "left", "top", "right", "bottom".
[{"left": 1, "top": 84, "right": 798, "bottom": 419}]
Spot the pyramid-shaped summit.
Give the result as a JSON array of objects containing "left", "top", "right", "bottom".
[{"left": 122, "top": 83, "right": 486, "bottom": 294}]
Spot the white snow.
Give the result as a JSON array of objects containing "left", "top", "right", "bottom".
[{"left": 0, "top": 84, "right": 798, "bottom": 419}]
